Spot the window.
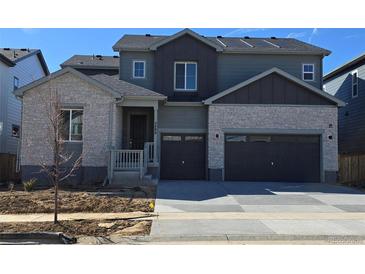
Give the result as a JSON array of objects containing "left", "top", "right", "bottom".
[
  {"left": 352, "top": 70, "right": 358, "bottom": 98},
  {"left": 163, "top": 135, "right": 181, "bottom": 142},
  {"left": 61, "top": 109, "right": 83, "bottom": 141},
  {"left": 302, "top": 64, "right": 314, "bottom": 81},
  {"left": 12, "top": 124, "right": 20, "bottom": 138},
  {"left": 133, "top": 60, "right": 145, "bottom": 78},
  {"left": 185, "top": 135, "right": 203, "bottom": 142},
  {"left": 13, "top": 77, "right": 19, "bottom": 91},
  {"left": 174, "top": 62, "right": 197, "bottom": 91}
]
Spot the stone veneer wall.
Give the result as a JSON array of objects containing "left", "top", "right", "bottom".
[
  {"left": 21, "top": 72, "right": 115, "bottom": 183},
  {"left": 208, "top": 105, "right": 338, "bottom": 182}
]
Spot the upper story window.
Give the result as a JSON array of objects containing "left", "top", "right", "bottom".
[
  {"left": 13, "top": 77, "right": 19, "bottom": 91},
  {"left": 352, "top": 70, "right": 358, "bottom": 98},
  {"left": 302, "top": 64, "right": 315, "bottom": 81},
  {"left": 61, "top": 109, "right": 83, "bottom": 142},
  {"left": 174, "top": 62, "right": 197, "bottom": 91},
  {"left": 12, "top": 124, "right": 20, "bottom": 138},
  {"left": 133, "top": 60, "right": 145, "bottom": 78}
]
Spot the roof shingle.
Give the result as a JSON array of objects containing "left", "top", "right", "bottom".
[
  {"left": 112, "top": 31, "right": 330, "bottom": 55},
  {"left": 61, "top": 54, "right": 120, "bottom": 69},
  {"left": 90, "top": 73, "right": 165, "bottom": 98}
]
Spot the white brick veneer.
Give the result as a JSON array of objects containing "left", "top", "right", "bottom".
[
  {"left": 208, "top": 105, "right": 338, "bottom": 172},
  {"left": 21, "top": 72, "right": 115, "bottom": 167}
]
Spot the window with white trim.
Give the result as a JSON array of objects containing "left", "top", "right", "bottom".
[
  {"left": 133, "top": 60, "right": 145, "bottom": 78},
  {"left": 174, "top": 62, "right": 197, "bottom": 91},
  {"left": 61, "top": 109, "right": 83, "bottom": 141},
  {"left": 13, "top": 77, "right": 19, "bottom": 91},
  {"left": 302, "top": 64, "right": 314, "bottom": 81},
  {"left": 352, "top": 70, "right": 358, "bottom": 98}
]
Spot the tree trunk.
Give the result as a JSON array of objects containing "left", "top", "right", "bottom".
[{"left": 54, "top": 181, "right": 58, "bottom": 224}]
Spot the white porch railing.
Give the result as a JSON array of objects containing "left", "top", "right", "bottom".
[
  {"left": 109, "top": 142, "right": 156, "bottom": 182},
  {"left": 110, "top": 149, "right": 144, "bottom": 179},
  {"left": 144, "top": 142, "right": 154, "bottom": 163}
]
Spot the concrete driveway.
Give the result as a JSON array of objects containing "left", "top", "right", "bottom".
[{"left": 151, "top": 181, "right": 365, "bottom": 240}]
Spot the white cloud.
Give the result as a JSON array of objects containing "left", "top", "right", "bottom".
[
  {"left": 21, "top": 28, "right": 40, "bottom": 35},
  {"left": 308, "top": 28, "right": 318, "bottom": 43},
  {"left": 286, "top": 32, "right": 306, "bottom": 39},
  {"left": 223, "top": 28, "right": 266, "bottom": 37}
]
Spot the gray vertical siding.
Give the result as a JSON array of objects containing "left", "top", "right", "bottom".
[
  {"left": 0, "top": 54, "right": 46, "bottom": 155},
  {"left": 119, "top": 51, "right": 154, "bottom": 90},
  {"left": 217, "top": 53, "right": 323, "bottom": 92},
  {"left": 324, "top": 62, "right": 365, "bottom": 154},
  {"left": 158, "top": 104, "right": 208, "bottom": 130}
]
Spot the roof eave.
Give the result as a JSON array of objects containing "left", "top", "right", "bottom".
[
  {"left": 60, "top": 64, "right": 119, "bottom": 70},
  {"left": 0, "top": 54, "right": 16, "bottom": 67},
  {"left": 14, "top": 67, "right": 121, "bottom": 99},
  {"left": 324, "top": 53, "right": 365, "bottom": 82}
]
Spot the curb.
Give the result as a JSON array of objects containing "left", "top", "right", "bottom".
[
  {"left": 0, "top": 232, "right": 77, "bottom": 244},
  {"left": 112, "top": 234, "right": 365, "bottom": 244}
]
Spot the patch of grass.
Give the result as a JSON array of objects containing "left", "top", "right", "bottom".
[{"left": 23, "top": 178, "right": 37, "bottom": 192}]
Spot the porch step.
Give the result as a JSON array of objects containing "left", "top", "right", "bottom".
[{"left": 108, "top": 171, "right": 157, "bottom": 187}]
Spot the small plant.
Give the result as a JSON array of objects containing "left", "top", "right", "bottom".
[
  {"left": 23, "top": 178, "right": 37, "bottom": 192},
  {"left": 8, "top": 182, "right": 15, "bottom": 192}
]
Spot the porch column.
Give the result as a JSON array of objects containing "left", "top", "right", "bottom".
[{"left": 153, "top": 105, "right": 158, "bottom": 164}]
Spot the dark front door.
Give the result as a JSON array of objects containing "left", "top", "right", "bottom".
[
  {"left": 160, "top": 134, "right": 206, "bottom": 180},
  {"left": 129, "top": 115, "right": 147, "bottom": 149},
  {"left": 225, "top": 134, "right": 320, "bottom": 182}
]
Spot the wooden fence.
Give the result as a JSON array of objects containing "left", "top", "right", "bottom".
[
  {"left": 0, "top": 153, "right": 17, "bottom": 182},
  {"left": 338, "top": 154, "right": 365, "bottom": 185}
]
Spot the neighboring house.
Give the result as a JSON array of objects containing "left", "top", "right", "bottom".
[
  {"left": 323, "top": 53, "right": 365, "bottom": 156},
  {"left": 60, "top": 54, "right": 120, "bottom": 76},
  {"left": 14, "top": 29, "right": 344, "bottom": 185},
  {"left": 0, "top": 48, "right": 49, "bottom": 157}
]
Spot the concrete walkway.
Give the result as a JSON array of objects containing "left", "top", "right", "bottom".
[{"left": 0, "top": 212, "right": 155, "bottom": 223}]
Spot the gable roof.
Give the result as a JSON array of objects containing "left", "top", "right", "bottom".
[
  {"left": 324, "top": 53, "right": 365, "bottom": 82},
  {"left": 0, "top": 48, "right": 49, "bottom": 75},
  {"left": 61, "top": 54, "right": 120, "bottom": 70},
  {"left": 112, "top": 29, "right": 330, "bottom": 56},
  {"left": 203, "top": 67, "right": 345, "bottom": 106},
  {"left": 13, "top": 67, "right": 165, "bottom": 100}
]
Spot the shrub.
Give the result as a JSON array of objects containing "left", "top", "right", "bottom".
[{"left": 23, "top": 178, "right": 37, "bottom": 192}]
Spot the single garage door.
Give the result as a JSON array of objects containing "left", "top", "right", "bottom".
[
  {"left": 225, "top": 134, "right": 320, "bottom": 182},
  {"left": 160, "top": 134, "right": 206, "bottom": 180}
]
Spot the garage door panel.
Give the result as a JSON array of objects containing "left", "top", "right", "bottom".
[
  {"left": 161, "top": 134, "right": 206, "bottom": 180},
  {"left": 225, "top": 134, "right": 320, "bottom": 182}
]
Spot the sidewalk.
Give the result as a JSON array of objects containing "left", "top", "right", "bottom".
[
  {"left": 0, "top": 212, "right": 155, "bottom": 223},
  {"left": 2, "top": 211, "right": 365, "bottom": 223}
]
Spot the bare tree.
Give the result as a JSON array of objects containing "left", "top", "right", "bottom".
[{"left": 39, "top": 84, "right": 82, "bottom": 224}]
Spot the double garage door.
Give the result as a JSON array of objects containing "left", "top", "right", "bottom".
[
  {"left": 160, "top": 133, "right": 321, "bottom": 182},
  {"left": 225, "top": 134, "right": 321, "bottom": 182}
]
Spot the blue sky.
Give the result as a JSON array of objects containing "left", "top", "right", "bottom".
[{"left": 0, "top": 28, "right": 364, "bottom": 73}]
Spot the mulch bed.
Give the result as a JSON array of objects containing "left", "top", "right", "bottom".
[
  {"left": 0, "top": 220, "right": 151, "bottom": 237},
  {"left": 0, "top": 186, "right": 156, "bottom": 214}
]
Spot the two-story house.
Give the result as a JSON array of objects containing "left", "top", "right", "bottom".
[
  {"left": 323, "top": 53, "right": 365, "bottom": 156},
  {"left": 14, "top": 29, "right": 344, "bottom": 185},
  {"left": 0, "top": 48, "right": 49, "bottom": 158}
]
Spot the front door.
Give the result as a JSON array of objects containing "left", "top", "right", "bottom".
[{"left": 129, "top": 115, "right": 147, "bottom": 149}]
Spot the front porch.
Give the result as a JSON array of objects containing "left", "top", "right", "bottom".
[{"left": 108, "top": 98, "right": 160, "bottom": 185}]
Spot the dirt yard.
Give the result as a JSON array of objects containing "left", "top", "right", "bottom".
[
  {"left": 0, "top": 219, "right": 151, "bottom": 237},
  {"left": 0, "top": 186, "right": 156, "bottom": 214}
]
